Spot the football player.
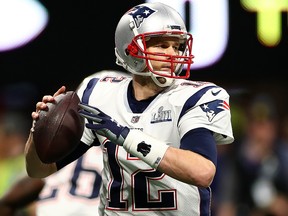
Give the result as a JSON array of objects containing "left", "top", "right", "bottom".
[
  {"left": 0, "top": 147, "right": 102, "bottom": 216},
  {"left": 25, "top": 2, "right": 234, "bottom": 215}
]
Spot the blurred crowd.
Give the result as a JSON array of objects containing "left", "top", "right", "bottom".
[
  {"left": 212, "top": 87, "right": 288, "bottom": 216},
  {"left": 0, "top": 83, "right": 39, "bottom": 215},
  {"left": 0, "top": 82, "right": 287, "bottom": 216}
]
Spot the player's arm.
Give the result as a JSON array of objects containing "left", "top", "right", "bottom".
[
  {"left": 0, "top": 176, "right": 45, "bottom": 215},
  {"left": 124, "top": 128, "right": 217, "bottom": 187},
  {"left": 157, "top": 128, "right": 217, "bottom": 187},
  {"left": 159, "top": 148, "right": 216, "bottom": 187},
  {"left": 25, "top": 86, "right": 66, "bottom": 178},
  {"left": 78, "top": 103, "right": 217, "bottom": 187},
  {"left": 25, "top": 132, "right": 58, "bottom": 178},
  {"left": 25, "top": 86, "right": 92, "bottom": 178}
]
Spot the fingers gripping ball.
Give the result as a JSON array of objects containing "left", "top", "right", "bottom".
[{"left": 33, "top": 91, "right": 84, "bottom": 163}]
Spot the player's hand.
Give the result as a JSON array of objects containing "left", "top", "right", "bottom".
[
  {"left": 78, "top": 102, "right": 168, "bottom": 169},
  {"left": 31, "top": 86, "right": 66, "bottom": 133},
  {"left": 78, "top": 102, "right": 130, "bottom": 146}
]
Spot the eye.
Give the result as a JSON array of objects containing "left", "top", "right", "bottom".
[
  {"left": 154, "top": 43, "right": 167, "bottom": 49},
  {"left": 179, "top": 43, "right": 185, "bottom": 52},
  {"left": 173, "top": 45, "right": 180, "bottom": 51}
]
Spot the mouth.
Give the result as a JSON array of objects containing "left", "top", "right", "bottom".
[
  {"left": 157, "top": 68, "right": 176, "bottom": 77},
  {"left": 161, "top": 67, "right": 171, "bottom": 72}
]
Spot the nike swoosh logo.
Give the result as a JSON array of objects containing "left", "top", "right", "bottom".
[{"left": 211, "top": 89, "right": 222, "bottom": 96}]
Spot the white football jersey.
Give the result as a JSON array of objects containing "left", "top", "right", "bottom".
[
  {"left": 36, "top": 147, "right": 103, "bottom": 216},
  {"left": 77, "top": 70, "right": 234, "bottom": 216}
]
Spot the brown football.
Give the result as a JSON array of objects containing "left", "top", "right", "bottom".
[{"left": 33, "top": 91, "right": 84, "bottom": 164}]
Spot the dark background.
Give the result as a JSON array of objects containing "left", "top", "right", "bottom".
[{"left": 0, "top": 0, "right": 287, "bottom": 109}]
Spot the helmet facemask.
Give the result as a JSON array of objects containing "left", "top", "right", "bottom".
[{"left": 125, "top": 31, "right": 194, "bottom": 87}]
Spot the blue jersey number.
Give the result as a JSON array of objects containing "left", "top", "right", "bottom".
[
  {"left": 38, "top": 155, "right": 102, "bottom": 201},
  {"left": 105, "top": 142, "right": 176, "bottom": 211}
]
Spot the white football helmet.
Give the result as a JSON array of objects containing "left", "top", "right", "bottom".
[{"left": 115, "top": 2, "right": 194, "bottom": 87}]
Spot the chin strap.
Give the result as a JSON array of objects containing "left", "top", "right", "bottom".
[{"left": 150, "top": 74, "right": 175, "bottom": 87}]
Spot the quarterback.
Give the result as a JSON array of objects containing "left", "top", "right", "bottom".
[{"left": 25, "top": 2, "right": 234, "bottom": 215}]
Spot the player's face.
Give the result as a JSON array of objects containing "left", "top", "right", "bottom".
[{"left": 145, "top": 36, "right": 181, "bottom": 74}]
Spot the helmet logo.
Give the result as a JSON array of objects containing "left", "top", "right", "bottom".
[{"left": 128, "top": 6, "right": 156, "bottom": 28}]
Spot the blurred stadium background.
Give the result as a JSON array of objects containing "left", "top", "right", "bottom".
[{"left": 0, "top": 1, "right": 288, "bottom": 215}]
